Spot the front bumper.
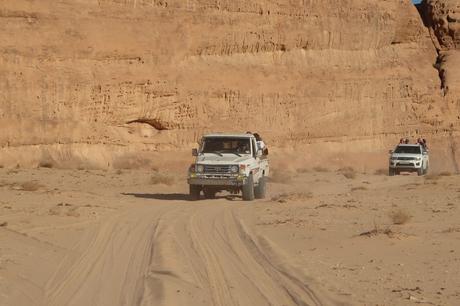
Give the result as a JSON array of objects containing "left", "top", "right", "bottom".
[
  {"left": 389, "top": 161, "right": 422, "bottom": 169},
  {"left": 188, "top": 175, "right": 247, "bottom": 187}
]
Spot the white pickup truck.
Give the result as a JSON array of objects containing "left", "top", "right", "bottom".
[
  {"left": 389, "top": 144, "right": 429, "bottom": 176},
  {"left": 187, "top": 133, "right": 269, "bottom": 201}
]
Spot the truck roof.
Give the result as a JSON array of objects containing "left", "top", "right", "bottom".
[{"left": 203, "top": 133, "right": 254, "bottom": 138}]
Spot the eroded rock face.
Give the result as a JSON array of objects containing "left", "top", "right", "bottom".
[
  {"left": 426, "top": 0, "right": 460, "bottom": 49},
  {"left": 425, "top": 0, "right": 460, "bottom": 95},
  {"left": 436, "top": 50, "right": 460, "bottom": 95},
  {"left": 0, "top": 0, "right": 456, "bottom": 169}
]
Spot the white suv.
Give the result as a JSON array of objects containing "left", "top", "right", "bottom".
[
  {"left": 188, "top": 133, "right": 270, "bottom": 201},
  {"left": 389, "top": 144, "right": 429, "bottom": 176}
]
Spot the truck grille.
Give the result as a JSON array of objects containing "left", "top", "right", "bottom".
[
  {"left": 397, "top": 162, "right": 414, "bottom": 167},
  {"left": 204, "top": 165, "right": 232, "bottom": 174},
  {"left": 397, "top": 157, "right": 414, "bottom": 161}
]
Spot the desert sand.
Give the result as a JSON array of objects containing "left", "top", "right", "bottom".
[{"left": 0, "top": 159, "right": 459, "bottom": 306}]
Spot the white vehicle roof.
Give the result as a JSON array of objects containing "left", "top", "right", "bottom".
[{"left": 203, "top": 133, "right": 254, "bottom": 138}]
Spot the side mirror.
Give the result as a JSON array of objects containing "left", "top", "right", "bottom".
[{"left": 192, "top": 148, "right": 198, "bottom": 156}]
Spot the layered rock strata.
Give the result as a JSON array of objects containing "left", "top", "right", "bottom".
[{"left": 0, "top": 0, "right": 457, "bottom": 169}]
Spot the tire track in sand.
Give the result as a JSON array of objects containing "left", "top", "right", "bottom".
[
  {"left": 142, "top": 204, "right": 343, "bottom": 306},
  {"left": 44, "top": 202, "right": 344, "bottom": 306},
  {"left": 44, "top": 206, "right": 171, "bottom": 306}
]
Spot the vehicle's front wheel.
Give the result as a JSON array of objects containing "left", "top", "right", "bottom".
[
  {"left": 417, "top": 168, "right": 423, "bottom": 176},
  {"left": 423, "top": 162, "right": 429, "bottom": 175},
  {"left": 389, "top": 168, "right": 395, "bottom": 176},
  {"left": 189, "top": 185, "right": 201, "bottom": 201},
  {"left": 254, "top": 176, "right": 266, "bottom": 199},
  {"left": 242, "top": 174, "right": 255, "bottom": 201}
]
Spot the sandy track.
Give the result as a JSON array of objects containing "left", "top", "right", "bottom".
[
  {"left": 3, "top": 169, "right": 460, "bottom": 305},
  {"left": 44, "top": 206, "right": 164, "bottom": 306},
  {"left": 43, "top": 202, "right": 335, "bottom": 306}
]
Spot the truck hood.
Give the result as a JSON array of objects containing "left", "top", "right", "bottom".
[{"left": 196, "top": 153, "right": 252, "bottom": 165}]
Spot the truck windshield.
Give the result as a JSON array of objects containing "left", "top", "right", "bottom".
[
  {"left": 394, "top": 146, "right": 421, "bottom": 154},
  {"left": 202, "top": 137, "right": 251, "bottom": 155}
]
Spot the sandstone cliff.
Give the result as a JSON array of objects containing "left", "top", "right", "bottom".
[
  {"left": 0, "top": 0, "right": 458, "bottom": 170},
  {"left": 425, "top": 0, "right": 460, "bottom": 93},
  {"left": 422, "top": 0, "right": 460, "bottom": 172}
]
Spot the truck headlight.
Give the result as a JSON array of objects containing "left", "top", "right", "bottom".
[
  {"left": 415, "top": 157, "right": 422, "bottom": 161},
  {"left": 230, "top": 165, "right": 239, "bottom": 173},
  {"left": 196, "top": 164, "right": 204, "bottom": 173}
]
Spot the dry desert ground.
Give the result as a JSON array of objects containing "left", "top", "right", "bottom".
[{"left": 0, "top": 161, "right": 459, "bottom": 306}]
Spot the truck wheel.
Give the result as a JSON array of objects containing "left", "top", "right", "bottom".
[
  {"left": 203, "top": 188, "right": 216, "bottom": 199},
  {"left": 189, "top": 185, "right": 201, "bottom": 201},
  {"left": 254, "top": 176, "right": 266, "bottom": 199},
  {"left": 417, "top": 168, "right": 423, "bottom": 176},
  {"left": 242, "top": 174, "right": 255, "bottom": 201},
  {"left": 389, "top": 168, "right": 395, "bottom": 176}
]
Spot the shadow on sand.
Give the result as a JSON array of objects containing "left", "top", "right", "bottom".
[
  {"left": 122, "top": 193, "right": 242, "bottom": 202},
  {"left": 122, "top": 193, "right": 190, "bottom": 201}
]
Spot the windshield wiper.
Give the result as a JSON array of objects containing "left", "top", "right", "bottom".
[
  {"left": 227, "top": 152, "right": 242, "bottom": 157},
  {"left": 208, "top": 151, "right": 223, "bottom": 156}
]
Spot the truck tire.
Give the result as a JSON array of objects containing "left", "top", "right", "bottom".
[
  {"left": 417, "top": 168, "right": 423, "bottom": 176},
  {"left": 189, "top": 185, "right": 201, "bottom": 201},
  {"left": 254, "top": 176, "right": 266, "bottom": 199},
  {"left": 242, "top": 174, "right": 255, "bottom": 201},
  {"left": 203, "top": 188, "right": 216, "bottom": 199},
  {"left": 389, "top": 168, "right": 395, "bottom": 176}
]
